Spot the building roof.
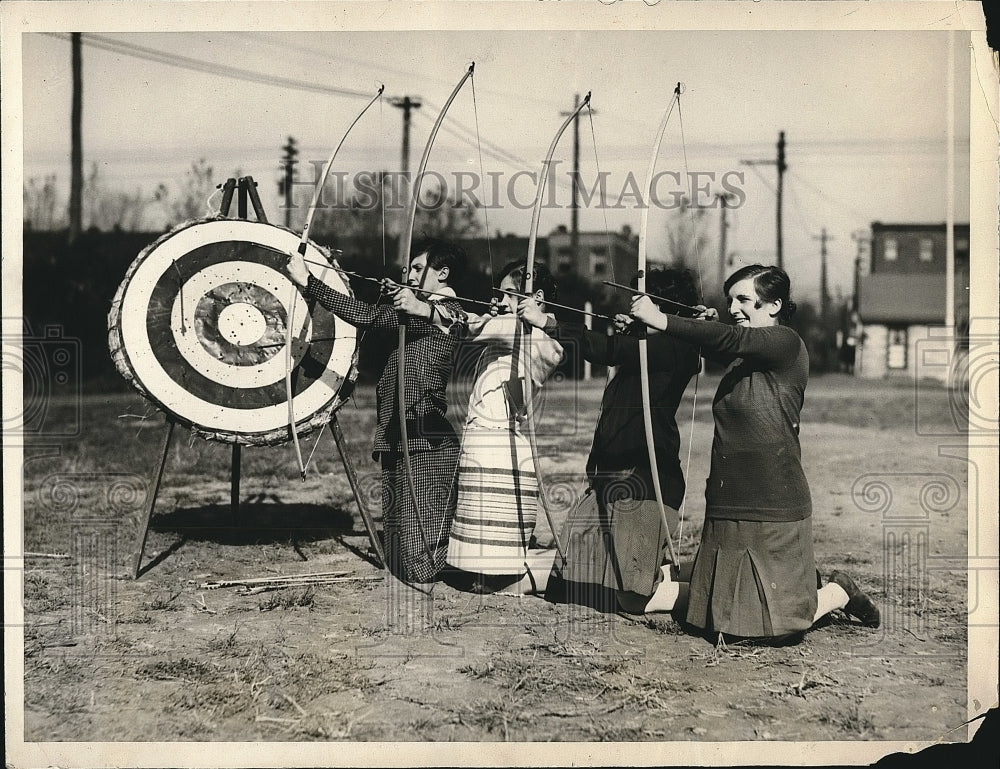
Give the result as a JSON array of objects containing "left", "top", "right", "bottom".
[
  {"left": 858, "top": 274, "right": 947, "bottom": 324},
  {"left": 871, "top": 222, "right": 970, "bottom": 233}
]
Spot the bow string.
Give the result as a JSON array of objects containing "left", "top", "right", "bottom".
[
  {"left": 286, "top": 85, "right": 385, "bottom": 479},
  {"left": 518, "top": 90, "right": 593, "bottom": 564}
]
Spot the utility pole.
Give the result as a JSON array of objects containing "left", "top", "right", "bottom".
[
  {"left": 813, "top": 227, "right": 833, "bottom": 371},
  {"left": 814, "top": 227, "right": 832, "bottom": 322},
  {"left": 279, "top": 136, "right": 298, "bottom": 228},
  {"left": 740, "top": 130, "right": 787, "bottom": 270},
  {"left": 776, "top": 131, "right": 786, "bottom": 270},
  {"left": 715, "top": 191, "right": 736, "bottom": 291},
  {"left": 850, "top": 229, "right": 869, "bottom": 313},
  {"left": 69, "top": 32, "right": 83, "bottom": 243},
  {"left": 389, "top": 95, "right": 422, "bottom": 265}
]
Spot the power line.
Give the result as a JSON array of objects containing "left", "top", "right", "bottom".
[
  {"left": 420, "top": 99, "right": 532, "bottom": 169},
  {"left": 783, "top": 179, "right": 817, "bottom": 241},
  {"left": 43, "top": 32, "right": 376, "bottom": 100},
  {"left": 409, "top": 106, "right": 536, "bottom": 174},
  {"left": 233, "top": 31, "right": 562, "bottom": 112},
  {"left": 786, "top": 169, "right": 870, "bottom": 221}
]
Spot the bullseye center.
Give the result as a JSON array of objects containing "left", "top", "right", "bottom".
[{"left": 217, "top": 302, "right": 268, "bottom": 346}]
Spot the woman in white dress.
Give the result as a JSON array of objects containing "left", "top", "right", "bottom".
[{"left": 446, "top": 260, "right": 563, "bottom": 592}]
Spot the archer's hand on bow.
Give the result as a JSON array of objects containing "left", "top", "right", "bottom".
[
  {"left": 612, "top": 313, "right": 635, "bottom": 335},
  {"left": 386, "top": 282, "right": 430, "bottom": 318},
  {"left": 630, "top": 295, "right": 669, "bottom": 332},
  {"left": 517, "top": 297, "right": 548, "bottom": 329},
  {"left": 286, "top": 252, "right": 310, "bottom": 288}
]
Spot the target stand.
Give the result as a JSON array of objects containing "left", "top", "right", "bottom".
[{"left": 109, "top": 177, "right": 384, "bottom": 578}]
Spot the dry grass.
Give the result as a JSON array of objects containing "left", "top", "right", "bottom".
[{"left": 17, "top": 380, "right": 969, "bottom": 743}]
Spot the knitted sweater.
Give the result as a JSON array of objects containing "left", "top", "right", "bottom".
[{"left": 663, "top": 316, "right": 811, "bottom": 522}]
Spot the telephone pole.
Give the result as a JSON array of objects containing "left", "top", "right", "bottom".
[
  {"left": 389, "top": 95, "right": 422, "bottom": 265},
  {"left": 279, "top": 137, "right": 298, "bottom": 228},
  {"left": 777, "top": 131, "right": 786, "bottom": 271},
  {"left": 69, "top": 32, "right": 83, "bottom": 244},
  {"left": 715, "top": 192, "right": 736, "bottom": 291},
  {"left": 813, "top": 227, "right": 833, "bottom": 322},
  {"left": 850, "top": 229, "right": 869, "bottom": 313},
  {"left": 741, "top": 130, "right": 787, "bottom": 270}
]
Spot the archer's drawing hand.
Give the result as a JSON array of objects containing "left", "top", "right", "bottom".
[
  {"left": 517, "top": 298, "right": 547, "bottom": 329},
  {"left": 286, "top": 252, "right": 310, "bottom": 287},
  {"left": 694, "top": 305, "right": 719, "bottom": 321},
  {"left": 391, "top": 286, "right": 428, "bottom": 317},
  {"left": 630, "top": 295, "right": 669, "bottom": 331},
  {"left": 489, "top": 297, "right": 509, "bottom": 317}
]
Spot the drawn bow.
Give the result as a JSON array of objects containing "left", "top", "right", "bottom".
[
  {"left": 396, "top": 64, "right": 476, "bottom": 577},
  {"left": 636, "top": 83, "right": 683, "bottom": 569},
  {"left": 285, "top": 85, "right": 384, "bottom": 479},
  {"left": 516, "top": 91, "right": 592, "bottom": 563}
]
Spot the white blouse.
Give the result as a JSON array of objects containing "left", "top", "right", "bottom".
[{"left": 461, "top": 313, "right": 564, "bottom": 430}]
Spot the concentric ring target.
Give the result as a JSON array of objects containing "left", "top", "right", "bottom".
[{"left": 108, "top": 218, "right": 359, "bottom": 445}]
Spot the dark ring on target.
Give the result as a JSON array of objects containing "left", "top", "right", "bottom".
[{"left": 108, "top": 217, "right": 359, "bottom": 446}]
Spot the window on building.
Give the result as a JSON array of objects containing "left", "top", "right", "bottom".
[
  {"left": 919, "top": 238, "right": 934, "bottom": 262},
  {"left": 887, "top": 327, "right": 908, "bottom": 370},
  {"left": 884, "top": 238, "right": 898, "bottom": 261}
]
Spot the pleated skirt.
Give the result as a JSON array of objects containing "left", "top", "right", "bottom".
[
  {"left": 547, "top": 470, "right": 675, "bottom": 611},
  {"left": 685, "top": 517, "right": 818, "bottom": 638},
  {"left": 446, "top": 429, "right": 538, "bottom": 575}
]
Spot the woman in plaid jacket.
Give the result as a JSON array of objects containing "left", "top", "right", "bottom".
[{"left": 288, "top": 239, "right": 468, "bottom": 585}]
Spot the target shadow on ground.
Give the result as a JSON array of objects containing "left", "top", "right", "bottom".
[{"left": 145, "top": 502, "right": 381, "bottom": 566}]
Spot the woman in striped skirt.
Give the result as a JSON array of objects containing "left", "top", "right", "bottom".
[{"left": 446, "top": 260, "right": 563, "bottom": 591}]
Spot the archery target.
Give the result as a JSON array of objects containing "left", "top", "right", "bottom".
[{"left": 108, "top": 218, "right": 359, "bottom": 445}]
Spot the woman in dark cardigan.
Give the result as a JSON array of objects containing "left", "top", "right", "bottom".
[
  {"left": 630, "top": 264, "right": 880, "bottom": 641},
  {"left": 526, "top": 268, "right": 701, "bottom": 613}
]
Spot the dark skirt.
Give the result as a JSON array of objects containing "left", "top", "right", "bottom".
[
  {"left": 380, "top": 443, "right": 460, "bottom": 583},
  {"left": 685, "top": 517, "right": 817, "bottom": 638},
  {"left": 548, "top": 468, "right": 676, "bottom": 612}
]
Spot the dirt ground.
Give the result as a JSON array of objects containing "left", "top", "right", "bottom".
[{"left": 16, "top": 374, "right": 973, "bottom": 753}]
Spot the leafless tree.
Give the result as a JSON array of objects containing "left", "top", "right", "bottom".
[
  {"left": 23, "top": 175, "right": 64, "bottom": 231},
  {"left": 155, "top": 158, "right": 217, "bottom": 226},
  {"left": 84, "top": 163, "right": 151, "bottom": 231}
]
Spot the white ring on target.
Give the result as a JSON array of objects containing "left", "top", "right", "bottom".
[
  {"left": 170, "top": 261, "right": 307, "bottom": 389},
  {"left": 119, "top": 220, "right": 357, "bottom": 435}
]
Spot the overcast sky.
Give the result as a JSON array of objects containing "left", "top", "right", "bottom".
[{"left": 18, "top": 21, "right": 973, "bottom": 303}]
